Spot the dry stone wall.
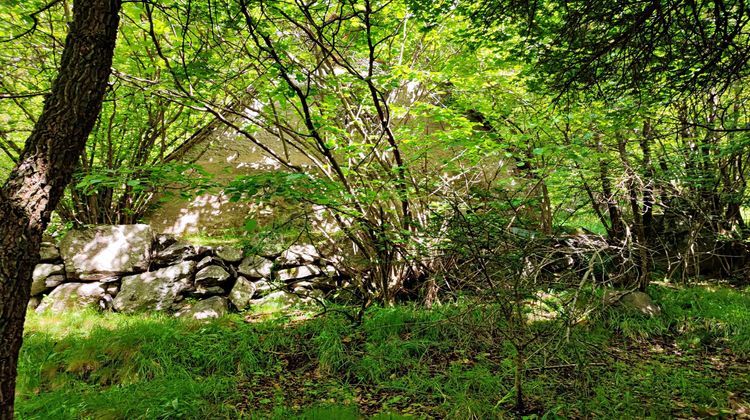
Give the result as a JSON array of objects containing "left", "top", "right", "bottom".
[{"left": 30, "top": 224, "right": 343, "bottom": 320}]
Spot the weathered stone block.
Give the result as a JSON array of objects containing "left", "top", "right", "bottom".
[
  {"left": 31, "top": 274, "right": 65, "bottom": 296},
  {"left": 39, "top": 242, "right": 60, "bottom": 262},
  {"left": 216, "top": 246, "right": 243, "bottom": 263},
  {"left": 277, "top": 244, "right": 320, "bottom": 266},
  {"left": 238, "top": 256, "right": 273, "bottom": 279},
  {"left": 229, "top": 277, "right": 256, "bottom": 310},
  {"left": 60, "top": 224, "right": 153, "bottom": 279},
  {"left": 195, "top": 265, "right": 230, "bottom": 287},
  {"left": 113, "top": 261, "right": 195, "bottom": 313},
  {"left": 276, "top": 265, "right": 322, "bottom": 282},
  {"left": 36, "top": 282, "right": 106, "bottom": 314},
  {"left": 175, "top": 296, "right": 228, "bottom": 320}
]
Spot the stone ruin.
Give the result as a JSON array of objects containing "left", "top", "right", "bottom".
[{"left": 29, "top": 224, "right": 343, "bottom": 320}]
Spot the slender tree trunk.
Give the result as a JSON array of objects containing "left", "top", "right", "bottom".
[
  {"left": 0, "top": 1, "right": 120, "bottom": 417},
  {"left": 640, "top": 121, "right": 655, "bottom": 238},
  {"left": 539, "top": 180, "right": 553, "bottom": 235},
  {"left": 618, "top": 136, "right": 650, "bottom": 291},
  {"left": 597, "top": 136, "right": 624, "bottom": 240},
  {"left": 514, "top": 349, "right": 525, "bottom": 412}
]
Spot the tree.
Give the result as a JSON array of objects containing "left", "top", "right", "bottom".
[{"left": 0, "top": 0, "right": 121, "bottom": 416}]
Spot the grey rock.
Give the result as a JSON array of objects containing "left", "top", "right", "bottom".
[
  {"left": 31, "top": 265, "right": 65, "bottom": 295},
  {"left": 194, "top": 265, "right": 230, "bottom": 287},
  {"left": 113, "top": 261, "right": 196, "bottom": 313},
  {"left": 277, "top": 244, "right": 320, "bottom": 266},
  {"left": 152, "top": 242, "right": 188, "bottom": 265},
  {"left": 289, "top": 280, "right": 315, "bottom": 290},
  {"left": 288, "top": 280, "right": 326, "bottom": 299},
  {"left": 216, "top": 246, "right": 243, "bottom": 263},
  {"left": 152, "top": 241, "right": 211, "bottom": 266},
  {"left": 253, "top": 279, "right": 274, "bottom": 297},
  {"left": 45, "top": 275, "right": 65, "bottom": 287},
  {"left": 620, "top": 291, "right": 661, "bottom": 317},
  {"left": 59, "top": 224, "right": 153, "bottom": 279},
  {"left": 78, "top": 273, "right": 122, "bottom": 282},
  {"left": 104, "top": 283, "right": 120, "bottom": 296},
  {"left": 154, "top": 234, "right": 178, "bottom": 251},
  {"left": 238, "top": 256, "right": 273, "bottom": 279},
  {"left": 323, "top": 265, "right": 338, "bottom": 277},
  {"left": 276, "top": 265, "right": 322, "bottom": 282},
  {"left": 31, "top": 274, "right": 65, "bottom": 296},
  {"left": 250, "top": 290, "right": 302, "bottom": 309},
  {"left": 192, "top": 285, "right": 226, "bottom": 297},
  {"left": 229, "top": 277, "right": 256, "bottom": 310},
  {"left": 27, "top": 296, "right": 42, "bottom": 311},
  {"left": 175, "top": 296, "right": 228, "bottom": 320},
  {"left": 36, "top": 282, "right": 106, "bottom": 314},
  {"left": 31, "top": 278, "right": 48, "bottom": 296},
  {"left": 33, "top": 263, "right": 64, "bottom": 282},
  {"left": 39, "top": 242, "right": 60, "bottom": 262},
  {"left": 98, "top": 275, "right": 121, "bottom": 284},
  {"left": 196, "top": 256, "right": 216, "bottom": 271},
  {"left": 99, "top": 294, "right": 114, "bottom": 311}
]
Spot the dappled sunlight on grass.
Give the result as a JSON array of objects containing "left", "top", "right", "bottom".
[{"left": 16, "top": 284, "right": 750, "bottom": 418}]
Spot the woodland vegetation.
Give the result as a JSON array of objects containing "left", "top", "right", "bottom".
[{"left": 1, "top": 0, "right": 750, "bottom": 418}]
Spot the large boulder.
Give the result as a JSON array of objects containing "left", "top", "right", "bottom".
[
  {"left": 113, "top": 261, "right": 195, "bottom": 313},
  {"left": 36, "top": 282, "right": 106, "bottom": 314},
  {"left": 237, "top": 256, "right": 273, "bottom": 279},
  {"left": 194, "top": 265, "right": 230, "bottom": 287},
  {"left": 60, "top": 224, "right": 153, "bottom": 280},
  {"left": 229, "top": 277, "right": 256, "bottom": 310},
  {"left": 175, "top": 296, "right": 228, "bottom": 320}
]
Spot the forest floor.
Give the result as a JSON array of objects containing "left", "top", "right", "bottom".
[{"left": 15, "top": 283, "right": 750, "bottom": 419}]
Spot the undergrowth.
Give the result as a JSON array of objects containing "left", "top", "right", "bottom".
[{"left": 15, "top": 284, "right": 750, "bottom": 419}]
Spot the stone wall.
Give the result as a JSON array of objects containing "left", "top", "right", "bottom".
[
  {"left": 146, "top": 127, "right": 314, "bottom": 236},
  {"left": 30, "top": 224, "right": 343, "bottom": 320}
]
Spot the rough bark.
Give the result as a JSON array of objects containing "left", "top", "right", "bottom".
[{"left": 0, "top": 0, "right": 120, "bottom": 417}]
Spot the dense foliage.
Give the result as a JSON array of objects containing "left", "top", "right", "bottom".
[
  {"left": 3, "top": 0, "right": 750, "bottom": 289},
  {"left": 2, "top": 0, "right": 750, "bottom": 416}
]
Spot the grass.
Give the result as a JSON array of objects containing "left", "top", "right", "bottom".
[{"left": 15, "top": 284, "right": 750, "bottom": 419}]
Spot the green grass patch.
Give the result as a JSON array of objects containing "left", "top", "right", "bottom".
[{"left": 16, "top": 284, "right": 750, "bottom": 418}]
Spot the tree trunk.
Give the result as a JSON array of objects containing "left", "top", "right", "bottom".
[
  {"left": 0, "top": 1, "right": 120, "bottom": 417},
  {"left": 640, "top": 121, "right": 655, "bottom": 238},
  {"left": 597, "top": 136, "right": 624, "bottom": 240},
  {"left": 514, "top": 349, "right": 525, "bottom": 412},
  {"left": 618, "top": 136, "right": 650, "bottom": 291}
]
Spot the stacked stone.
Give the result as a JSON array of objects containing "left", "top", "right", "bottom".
[{"left": 29, "top": 224, "right": 345, "bottom": 320}]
